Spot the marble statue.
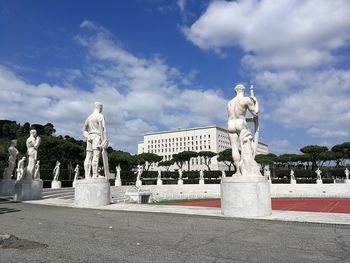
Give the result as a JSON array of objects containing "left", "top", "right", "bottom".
[
  {"left": 221, "top": 170, "right": 226, "bottom": 178},
  {"left": 345, "top": 168, "right": 349, "bottom": 180},
  {"left": 2, "top": 168, "right": 7, "bottom": 179},
  {"left": 5, "top": 140, "right": 19, "bottom": 179},
  {"left": 157, "top": 170, "right": 162, "bottom": 180},
  {"left": 83, "top": 102, "right": 109, "bottom": 179},
  {"left": 227, "top": 84, "right": 261, "bottom": 176},
  {"left": 290, "top": 169, "right": 295, "bottom": 181},
  {"left": 26, "top": 130, "right": 41, "bottom": 180},
  {"left": 16, "top": 157, "right": 26, "bottom": 181},
  {"left": 115, "top": 165, "right": 121, "bottom": 180},
  {"left": 315, "top": 168, "right": 322, "bottom": 180},
  {"left": 263, "top": 165, "right": 271, "bottom": 181},
  {"left": 178, "top": 169, "right": 183, "bottom": 180},
  {"left": 199, "top": 170, "right": 204, "bottom": 180},
  {"left": 74, "top": 164, "right": 80, "bottom": 181},
  {"left": 33, "top": 161, "right": 40, "bottom": 180},
  {"left": 53, "top": 161, "right": 61, "bottom": 181},
  {"left": 135, "top": 165, "right": 143, "bottom": 181}
]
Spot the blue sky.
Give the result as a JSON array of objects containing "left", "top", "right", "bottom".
[{"left": 1, "top": 0, "right": 350, "bottom": 154}]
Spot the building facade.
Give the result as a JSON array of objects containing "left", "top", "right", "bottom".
[{"left": 137, "top": 126, "right": 268, "bottom": 171}]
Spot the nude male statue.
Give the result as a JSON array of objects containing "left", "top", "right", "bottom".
[
  {"left": 83, "top": 102, "right": 108, "bottom": 179},
  {"left": 53, "top": 161, "right": 61, "bottom": 181},
  {"left": 227, "top": 84, "right": 260, "bottom": 175},
  {"left": 6, "top": 140, "right": 19, "bottom": 179},
  {"left": 26, "top": 130, "right": 41, "bottom": 180},
  {"left": 16, "top": 157, "right": 26, "bottom": 181}
]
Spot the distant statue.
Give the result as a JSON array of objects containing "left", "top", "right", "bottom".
[
  {"left": 135, "top": 165, "right": 143, "bottom": 181},
  {"left": 16, "top": 157, "right": 26, "bottom": 181},
  {"left": 115, "top": 165, "right": 121, "bottom": 180},
  {"left": 157, "top": 170, "right": 162, "bottom": 180},
  {"left": 33, "top": 161, "right": 41, "bottom": 180},
  {"left": 264, "top": 165, "right": 271, "bottom": 181},
  {"left": 74, "top": 164, "right": 80, "bottom": 181},
  {"left": 199, "top": 170, "right": 204, "bottom": 180},
  {"left": 345, "top": 168, "right": 349, "bottom": 180},
  {"left": 5, "top": 139, "right": 19, "bottom": 179},
  {"left": 83, "top": 102, "right": 109, "bottom": 179},
  {"left": 290, "top": 169, "right": 295, "bottom": 181},
  {"left": 2, "top": 168, "right": 7, "bottom": 179},
  {"left": 315, "top": 168, "right": 322, "bottom": 180},
  {"left": 221, "top": 170, "right": 226, "bottom": 178},
  {"left": 178, "top": 169, "right": 183, "bottom": 180},
  {"left": 26, "top": 129, "right": 41, "bottom": 180},
  {"left": 227, "top": 84, "right": 261, "bottom": 176},
  {"left": 53, "top": 161, "right": 61, "bottom": 181}
]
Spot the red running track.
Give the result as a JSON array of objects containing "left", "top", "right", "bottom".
[{"left": 177, "top": 198, "right": 350, "bottom": 214}]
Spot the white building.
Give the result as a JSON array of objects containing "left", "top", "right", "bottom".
[{"left": 137, "top": 126, "right": 268, "bottom": 171}]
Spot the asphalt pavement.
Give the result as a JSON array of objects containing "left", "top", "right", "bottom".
[{"left": 1, "top": 201, "right": 350, "bottom": 263}]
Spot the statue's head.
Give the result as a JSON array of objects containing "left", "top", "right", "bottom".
[
  {"left": 234, "top": 84, "right": 245, "bottom": 94},
  {"left": 30, "top": 129, "right": 37, "bottom": 137},
  {"left": 94, "top": 101, "right": 103, "bottom": 113},
  {"left": 10, "top": 139, "right": 17, "bottom": 146}
]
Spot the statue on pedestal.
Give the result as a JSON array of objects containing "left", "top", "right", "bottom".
[
  {"left": 16, "top": 157, "right": 26, "bottom": 181},
  {"left": 227, "top": 84, "right": 261, "bottom": 176},
  {"left": 157, "top": 170, "right": 162, "bottom": 180},
  {"left": 53, "top": 161, "right": 61, "bottom": 181},
  {"left": 221, "top": 170, "right": 226, "bottom": 178},
  {"left": 315, "top": 168, "right": 322, "bottom": 180},
  {"left": 290, "top": 169, "right": 295, "bottom": 181},
  {"left": 115, "top": 165, "right": 121, "bottom": 181},
  {"left": 5, "top": 140, "right": 19, "bottom": 179},
  {"left": 199, "top": 170, "right": 204, "bottom": 180},
  {"left": 83, "top": 102, "right": 109, "bottom": 179},
  {"left": 345, "top": 168, "right": 349, "bottom": 180},
  {"left": 26, "top": 130, "right": 41, "bottom": 180},
  {"left": 178, "top": 169, "right": 183, "bottom": 180},
  {"left": 264, "top": 165, "right": 271, "bottom": 181},
  {"left": 74, "top": 164, "right": 80, "bottom": 181},
  {"left": 34, "top": 161, "right": 41, "bottom": 180}
]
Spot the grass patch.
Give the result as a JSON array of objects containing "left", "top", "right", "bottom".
[{"left": 152, "top": 198, "right": 220, "bottom": 205}]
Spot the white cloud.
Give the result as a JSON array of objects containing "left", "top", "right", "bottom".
[
  {"left": 0, "top": 20, "right": 227, "bottom": 153},
  {"left": 269, "top": 139, "right": 297, "bottom": 155},
  {"left": 184, "top": 0, "right": 350, "bottom": 70}
]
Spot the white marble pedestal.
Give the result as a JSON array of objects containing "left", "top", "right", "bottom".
[
  {"left": 221, "top": 176, "right": 271, "bottom": 217},
  {"left": 0, "top": 179, "right": 16, "bottom": 196},
  {"left": 345, "top": 179, "right": 350, "bottom": 184},
  {"left": 290, "top": 179, "right": 296, "bottom": 184},
  {"left": 199, "top": 179, "right": 205, "bottom": 185},
  {"left": 316, "top": 179, "right": 323, "bottom": 185},
  {"left": 74, "top": 178, "right": 110, "bottom": 207},
  {"left": 51, "top": 180, "right": 62, "bottom": 189},
  {"left": 115, "top": 179, "right": 122, "bottom": 186},
  {"left": 13, "top": 179, "right": 43, "bottom": 201},
  {"left": 157, "top": 179, "right": 163, "bottom": 186},
  {"left": 178, "top": 179, "right": 183, "bottom": 185}
]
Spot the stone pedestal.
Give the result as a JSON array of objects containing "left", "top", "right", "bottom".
[
  {"left": 199, "top": 179, "right": 205, "bottom": 185},
  {"left": 157, "top": 179, "right": 163, "bottom": 186},
  {"left": 0, "top": 179, "right": 16, "bottom": 196},
  {"left": 290, "top": 179, "right": 296, "bottom": 184},
  {"left": 221, "top": 176, "right": 271, "bottom": 217},
  {"left": 51, "top": 180, "right": 62, "bottom": 189},
  {"left": 178, "top": 179, "right": 183, "bottom": 185},
  {"left": 345, "top": 179, "right": 350, "bottom": 184},
  {"left": 115, "top": 179, "right": 122, "bottom": 186},
  {"left": 135, "top": 180, "right": 142, "bottom": 187},
  {"left": 74, "top": 178, "right": 110, "bottom": 207},
  {"left": 316, "top": 179, "right": 323, "bottom": 185},
  {"left": 13, "top": 179, "right": 43, "bottom": 201}
]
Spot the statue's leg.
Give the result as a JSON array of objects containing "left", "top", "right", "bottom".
[
  {"left": 228, "top": 132, "right": 241, "bottom": 175},
  {"left": 84, "top": 151, "right": 92, "bottom": 179},
  {"left": 91, "top": 150, "right": 100, "bottom": 178}
]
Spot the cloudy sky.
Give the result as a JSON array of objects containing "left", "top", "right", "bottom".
[{"left": 0, "top": 0, "right": 349, "bottom": 154}]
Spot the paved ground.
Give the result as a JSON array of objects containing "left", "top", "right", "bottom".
[
  {"left": 178, "top": 198, "right": 350, "bottom": 213},
  {"left": 1, "top": 201, "right": 350, "bottom": 263}
]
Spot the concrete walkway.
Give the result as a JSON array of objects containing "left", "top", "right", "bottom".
[{"left": 23, "top": 197, "right": 350, "bottom": 225}]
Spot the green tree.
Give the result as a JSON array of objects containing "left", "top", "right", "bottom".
[
  {"left": 198, "top": 151, "right": 217, "bottom": 170},
  {"left": 331, "top": 142, "right": 350, "bottom": 167},
  {"left": 300, "top": 145, "right": 328, "bottom": 169},
  {"left": 174, "top": 151, "right": 198, "bottom": 171},
  {"left": 217, "top": 149, "right": 235, "bottom": 171},
  {"left": 255, "top": 153, "right": 276, "bottom": 165},
  {"left": 137, "top": 152, "right": 163, "bottom": 173},
  {"left": 158, "top": 160, "right": 175, "bottom": 171}
]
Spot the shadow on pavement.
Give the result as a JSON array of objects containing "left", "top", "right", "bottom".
[{"left": 0, "top": 207, "right": 21, "bottom": 214}]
